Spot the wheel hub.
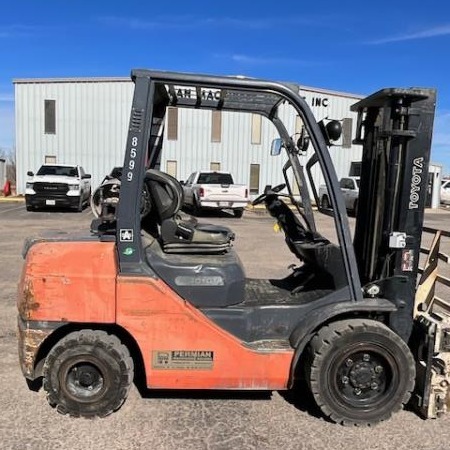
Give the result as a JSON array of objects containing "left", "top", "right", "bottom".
[
  {"left": 78, "top": 369, "right": 97, "bottom": 388},
  {"left": 339, "top": 352, "right": 387, "bottom": 399},
  {"left": 66, "top": 363, "right": 104, "bottom": 398},
  {"left": 349, "top": 362, "right": 377, "bottom": 389}
]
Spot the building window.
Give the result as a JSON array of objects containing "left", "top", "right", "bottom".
[
  {"left": 349, "top": 161, "right": 362, "bottom": 177},
  {"left": 45, "top": 155, "right": 56, "bottom": 164},
  {"left": 44, "top": 100, "right": 56, "bottom": 134},
  {"left": 167, "top": 107, "right": 178, "bottom": 141},
  {"left": 210, "top": 162, "right": 221, "bottom": 171},
  {"left": 211, "top": 111, "right": 222, "bottom": 142},
  {"left": 251, "top": 114, "right": 262, "bottom": 144},
  {"left": 249, "top": 164, "right": 260, "bottom": 195},
  {"left": 342, "top": 118, "right": 353, "bottom": 148},
  {"left": 166, "top": 160, "right": 177, "bottom": 178}
]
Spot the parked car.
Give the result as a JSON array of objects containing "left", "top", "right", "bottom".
[
  {"left": 182, "top": 171, "right": 249, "bottom": 217},
  {"left": 25, "top": 164, "right": 91, "bottom": 212},
  {"left": 319, "top": 176, "right": 360, "bottom": 214},
  {"left": 441, "top": 179, "right": 450, "bottom": 204}
]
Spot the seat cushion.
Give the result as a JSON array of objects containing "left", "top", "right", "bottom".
[{"left": 160, "top": 218, "right": 234, "bottom": 254}]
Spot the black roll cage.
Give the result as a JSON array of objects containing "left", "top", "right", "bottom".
[{"left": 115, "top": 69, "right": 363, "bottom": 303}]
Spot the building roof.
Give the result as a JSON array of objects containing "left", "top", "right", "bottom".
[
  {"left": 13, "top": 76, "right": 364, "bottom": 99},
  {"left": 13, "top": 77, "right": 130, "bottom": 84}
]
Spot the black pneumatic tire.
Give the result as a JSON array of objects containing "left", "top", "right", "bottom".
[
  {"left": 192, "top": 199, "right": 202, "bottom": 216},
  {"left": 76, "top": 197, "right": 83, "bottom": 212},
  {"left": 233, "top": 208, "right": 244, "bottom": 218},
  {"left": 306, "top": 319, "right": 415, "bottom": 426},
  {"left": 43, "top": 330, "right": 134, "bottom": 418},
  {"left": 321, "top": 196, "right": 330, "bottom": 209}
]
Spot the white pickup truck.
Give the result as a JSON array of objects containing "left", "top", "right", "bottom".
[
  {"left": 182, "top": 171, "right": 249, "bottom": 217},
  {"left": 319, "top": 176, "right": 360, "bottom": 214},
  {"left": 441, "top": 179, "right": 450, "bottom": 205},
  {"left": 25, "top": 164, "right": 91, "bottom": 212}
]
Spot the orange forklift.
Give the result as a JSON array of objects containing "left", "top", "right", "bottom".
[{"left": 18, "top": 70, "right": 445, "bottom": 425}]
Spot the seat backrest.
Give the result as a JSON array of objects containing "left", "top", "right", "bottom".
[{"left": 144, "top": 169, "right": 184, "bottom": 223}]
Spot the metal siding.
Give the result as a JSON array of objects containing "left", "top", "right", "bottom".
[
  {"left": 16, "top": 80, "right": 133, "bottom": 194},
  {"left": 16, "top": 79, "right": 362, "bottom": 197}
]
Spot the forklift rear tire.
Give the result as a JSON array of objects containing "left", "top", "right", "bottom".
[
  {"left": 43, "top": 330, "right": 134, "bottom": 418},
  {"left": 306, "top": 319, "right": 415, "bottom": 426}
]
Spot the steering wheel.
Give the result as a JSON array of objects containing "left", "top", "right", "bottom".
[{"left": 252, "top": 183, "right": 286, "bottom": 206}]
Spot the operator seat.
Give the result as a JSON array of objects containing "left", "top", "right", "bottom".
[
  {"left": 144, "top": 169, "right": 235, "bottom": 254},
  {"left": 266, "top": 196, "right": 347, "bottom": 288}
]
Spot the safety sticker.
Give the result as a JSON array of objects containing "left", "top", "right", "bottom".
[
  {"left": 152, "top": 350, "right": 214, "bottom": 370},
  {"left": 401, "top": 249, "right": 414, "bottom": 271},
  {"left": 120, "top": 229, "right": 134, "bottom": 242}
]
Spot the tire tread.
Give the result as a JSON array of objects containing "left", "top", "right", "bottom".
[
  {"left": 43, "top": 329, "right": 134, "bottom": 419},
  {"left": 307, "top": 319, "right": 415, "bottom": 426}
]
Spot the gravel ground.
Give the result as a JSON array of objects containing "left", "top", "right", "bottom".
[{"left": 1, "top": 201, "right": 450, "bottom": 450}]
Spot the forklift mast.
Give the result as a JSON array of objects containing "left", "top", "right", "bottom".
[{"left": 351, "top": 89, "right": 436, "bottom": 337}]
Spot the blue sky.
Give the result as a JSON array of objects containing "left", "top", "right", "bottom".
[{"left": 1, "top": 0, "right": 449, "bottom": 173}]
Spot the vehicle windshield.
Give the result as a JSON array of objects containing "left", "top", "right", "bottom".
[
  {"left": 37, "top": 165, "right": 78, "bottom": 177},
  {"left": 197, "top": 173, "right": 234, "bottom": 184}
]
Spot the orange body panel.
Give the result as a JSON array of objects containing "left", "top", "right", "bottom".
[
  {"left": 19, "top": 241, "right": 117, "bottom": 323},
  {"left": 19, "top": 241, "right": 294, "bottom": 389},
  {"left": 117, "top": 276, "right": 294, "bottom": 390}
]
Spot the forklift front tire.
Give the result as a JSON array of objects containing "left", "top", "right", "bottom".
[
  {"left": 307, "top": 319, "right": 415, "bottom": 426},
  {"left": 43, "top": 330, "right": 134, "bottom": 418}
]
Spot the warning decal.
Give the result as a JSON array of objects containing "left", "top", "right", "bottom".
[{"left": 152, "top": 350, "right": 214, "bottom": 370}]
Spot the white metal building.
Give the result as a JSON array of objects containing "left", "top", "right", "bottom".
[{"left": 12, "top": 77, "right": 374, "bottom": 198}]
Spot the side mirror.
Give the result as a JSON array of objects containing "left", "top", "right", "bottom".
[
  {"left": 27, "top": 171, "right": 34, "bottom": 177},
  {"left": 180, "top": 180, "right": 185, "bottom": 185},
  {"left": 82, "top": 174, "right": 92, "bottom": 179},
  {"left": 270, "top": 138, "right": 283, "bottom": 156},
  {"left": 318, "top": 119, "right": 342, "bottom": 145}
]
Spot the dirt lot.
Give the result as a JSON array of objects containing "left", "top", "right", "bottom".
[{"left": 1, "top": 202, "right": 450, "bottom": 450}]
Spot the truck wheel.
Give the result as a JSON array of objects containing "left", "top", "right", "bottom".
[
  {"left": 43, "top": 330, "right": 134, "bottom": 418},
  {"left": 306, "top": 319, "right": 415, "bottom": 426},
  {"left": 233, "top": 208, "right": 244, "bottom": 218},
  {"left": 26, "top": 204, "right": 33, "bottom": 212},
  {"left": 76, "top": 197, "right": 83, "bottom": 212},
  {"left": 193, "top": 199, "right": 202, "bottom": 216},
  {"left": 321, "top": 196, "right": 330, "bottom": 209}
]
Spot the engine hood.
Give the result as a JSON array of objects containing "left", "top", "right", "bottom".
[{"left": 30, "top": 175, "right": 80, "bottom": 184}]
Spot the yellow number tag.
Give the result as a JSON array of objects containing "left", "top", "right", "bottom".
[{"left": 273, "top": 222, "right": 281, "bottom": 233}]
